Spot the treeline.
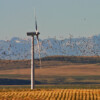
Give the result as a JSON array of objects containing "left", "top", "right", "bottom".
[{"left": 41, "top": 56, "right": 100, "bottom": 64}]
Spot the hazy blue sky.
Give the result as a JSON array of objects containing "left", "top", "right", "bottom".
[{"left": 0, "top": 0, "right": 100, "bottom": 40}]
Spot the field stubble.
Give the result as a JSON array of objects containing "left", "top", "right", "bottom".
[{"left": 0, "top": 89, "right": 100, "bottom": 100}]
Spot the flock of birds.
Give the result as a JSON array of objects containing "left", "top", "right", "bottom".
[{"left": 0, "top": 35, "right": 100, "bottom": 60}]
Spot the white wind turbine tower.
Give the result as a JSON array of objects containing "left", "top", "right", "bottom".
[{"left": 27, "top": 11, "right": 41, "bottom": 89}]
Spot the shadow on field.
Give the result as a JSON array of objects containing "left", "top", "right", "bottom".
[
  {"left": 0, "top": 78, "right": 100, "bottom": 85},
  {"left": 0, "top": 79, "right": 41, "bottom": 85}
]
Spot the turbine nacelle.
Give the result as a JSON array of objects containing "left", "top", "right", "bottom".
[{"left": 27, "top": 32, "right": 40, "bottom": 36}]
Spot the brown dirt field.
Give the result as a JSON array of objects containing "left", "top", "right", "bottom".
[{"left": 0, "top": 64, "right": 100, "bottom": 76}]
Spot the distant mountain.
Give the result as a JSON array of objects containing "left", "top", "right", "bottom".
[{"left": 0, "top": 34, "right": 100, "bottom": 60}]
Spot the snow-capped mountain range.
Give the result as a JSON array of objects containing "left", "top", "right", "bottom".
[{"left": 0, "top": 34, "right": 100, "bottom": 60}]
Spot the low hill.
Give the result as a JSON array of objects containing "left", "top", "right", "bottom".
[{"left": 42, "top": 56, "right": 100, "bottom": 63}]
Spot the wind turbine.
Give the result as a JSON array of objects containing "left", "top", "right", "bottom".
[{"left": 27, "top": 11, "right": 41, "bottom": 89}]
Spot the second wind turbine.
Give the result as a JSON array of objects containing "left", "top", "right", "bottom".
[{"left": 27, "top": 12, "right": 40, "bottom": 89}]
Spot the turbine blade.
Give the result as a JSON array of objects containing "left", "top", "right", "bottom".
[
  {"left": 34, "top": 9, "right": 38, "bottom": 31},
  {"left": 35, "top": 16, "right": 37, "bottom": 31},
  {"left": 36, "top": 36, "right": 42, "bottom": 68},
  {"left": 34, "top": 9, "right": 41, "bottom": 68}
]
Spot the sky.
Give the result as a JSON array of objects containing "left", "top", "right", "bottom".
[{"left": 0, "top": 0, "right": 100, "bottom": 40}]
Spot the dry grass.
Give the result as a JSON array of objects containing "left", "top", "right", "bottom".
[{"left": 0, "top": 64, "right": 100, "bottom": 76}]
